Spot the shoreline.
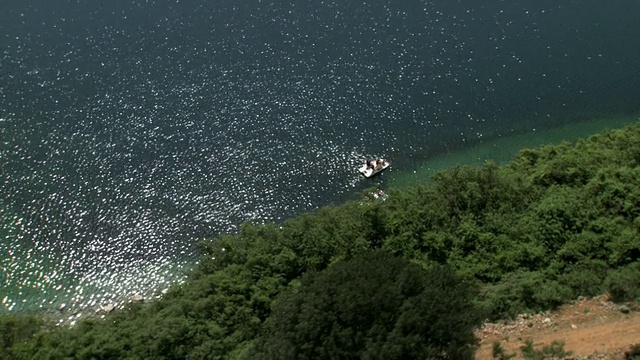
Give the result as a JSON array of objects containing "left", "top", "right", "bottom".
[
  {"left": 3, "top": 113, "right": 638, "bottom": 321},
  {"left": 385, "top": 113, "right": 639, "bottom": 189}
]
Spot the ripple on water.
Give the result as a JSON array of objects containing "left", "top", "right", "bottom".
[{"left": 2, "top": 0, "right": 640, "bottom": 317}]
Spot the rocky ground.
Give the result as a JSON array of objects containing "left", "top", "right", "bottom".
[{"left": 475, "top": 295, "right": 640, "bottom": 359}]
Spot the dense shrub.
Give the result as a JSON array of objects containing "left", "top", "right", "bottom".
[
  {"left": 247, "top": 251, "right": 484, "bottom": 360},
  {"left": 0, "top": 314, "right": 43, "bottom": 359},
  {"left": 520, "top": 338, "right": 572, "bottom": 360},
  {"left": 605, "top": 262, "right": 640, "bottom": 302}
]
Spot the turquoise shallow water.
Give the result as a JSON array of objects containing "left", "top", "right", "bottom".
[
  {"left": 386, "top": 115, "right": 640, "bottom": 189},
  {"left": 1, "top": 0, "right": 640, "bottom": 317}
]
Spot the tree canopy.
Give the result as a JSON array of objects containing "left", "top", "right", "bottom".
[{"left": 247, "top": 250, "right": 483, "bottom": 360}]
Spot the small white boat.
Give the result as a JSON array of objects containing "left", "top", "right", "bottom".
[{"left": 358, "top": 159, "right": 390, "bottom": 178}]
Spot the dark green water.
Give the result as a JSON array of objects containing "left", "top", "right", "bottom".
[{"left": 1, "top": 0, "right": 639, "bottom": 317}]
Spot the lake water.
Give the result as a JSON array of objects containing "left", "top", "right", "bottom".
[{"left": 1, "top": 0, "right": 639, "bottom": 317}]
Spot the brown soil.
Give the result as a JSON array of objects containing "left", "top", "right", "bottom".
[{"left": 475, "top": 295, "right": 640, "bottom": 359}]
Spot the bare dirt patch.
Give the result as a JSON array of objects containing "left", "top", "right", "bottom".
[{"left": 475, "top": 295, "right": 640, "bottom": 359}]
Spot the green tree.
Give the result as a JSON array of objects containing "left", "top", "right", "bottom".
[
  {"left": 605, "top": 262, "right": 640, "bottom": 302},
  {"left": 247, "top": 250, "right": 484, "bottom": 360},
  {"left": 0, "top": 314, "right": 43, "bottom": 359}
]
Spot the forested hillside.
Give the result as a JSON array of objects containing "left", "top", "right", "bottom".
[{"left": 2, "top": 122, "right": 640, "bottom": 359}]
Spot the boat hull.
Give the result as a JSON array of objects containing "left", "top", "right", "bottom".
[{"left": 358, "top": 160, "right": 390, "bottom": 178}]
